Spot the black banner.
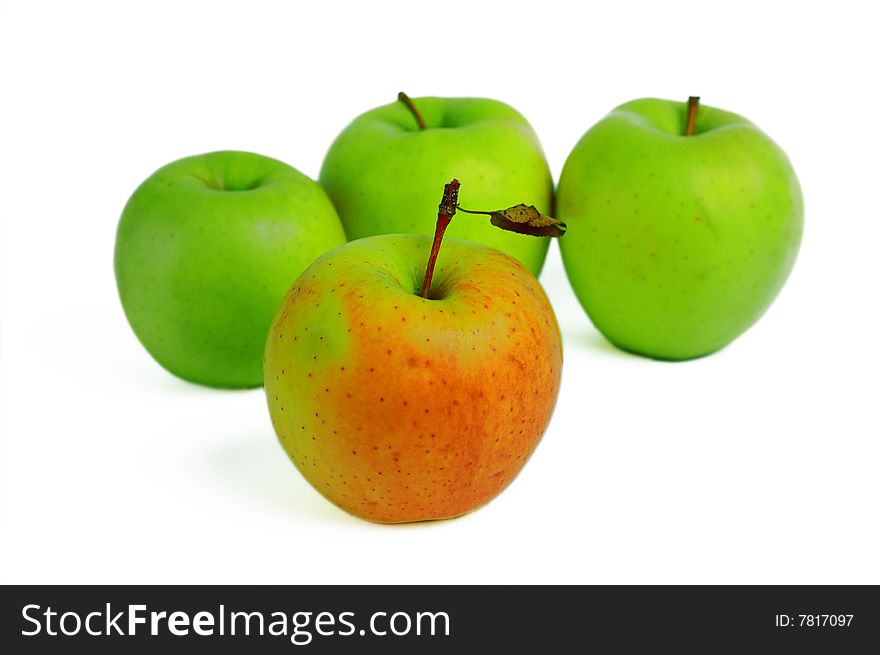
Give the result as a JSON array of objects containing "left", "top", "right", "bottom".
[{"left": 1, "top": 585, "right": 877, "bottom": 652}]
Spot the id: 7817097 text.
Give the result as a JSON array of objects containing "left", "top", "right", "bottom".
[{"left": 775, "top": 614, "right": 853, "bottom": 628}]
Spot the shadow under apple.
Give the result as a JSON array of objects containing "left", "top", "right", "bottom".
[
  {"left": 567, "top": 326, "right": 636, "bottom": 358},
  {"left": 205, "top": 435, "right": 360, "bottom": 525}
]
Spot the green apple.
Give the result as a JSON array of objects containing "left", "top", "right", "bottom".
[
  {"left": 115, "top": 150, "right": 346, "bottom": 387},
  {"left": 318, "top": 94, "right": 555, "bottom": 276},
  {"left": 557, "top": 97, "right": 803, "bottom": 360},
  {"left": 264, "top": 226, "right": 562, "bottom": 523}
]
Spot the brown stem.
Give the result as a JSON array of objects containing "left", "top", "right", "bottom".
[
  {"left": 398, "top": 91, "right": 427, "bottom": 130},
  {"left": 455, "top": 206, "right": 492, "bottom": 216},
  {"left": 685, "top": 96, "right": 700, "bottom": 136},
  {"left": 420, "top": 179, "right": 460, "bottom": 298}
]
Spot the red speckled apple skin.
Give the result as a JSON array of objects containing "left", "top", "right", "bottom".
[{"left": 264, "top": 234, "right": 563, "bottom": 523}]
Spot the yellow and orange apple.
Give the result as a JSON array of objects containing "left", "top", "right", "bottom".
[{"left": 264, "top": 230, "right": 562, "bottom": 523}]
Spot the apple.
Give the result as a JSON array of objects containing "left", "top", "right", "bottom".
[
  {"left": 115, "top": 150, "right": 346, "bottom": 387},
  {"left": 264, "top": 181, "right": 563, "bottom": 523},
  {"left": 319, "top": 93, "right": 555, "bottom": 276},
  {"left": 557, "top": 97, "right": 803, "bottom": 360}
]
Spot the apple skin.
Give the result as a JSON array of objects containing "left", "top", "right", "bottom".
[
  {"left": 319, "top": 97, "right": 555, "bottom": 276},
  {"left": 557, "top": 98, "right": 803, "bottom": 360},
  {"left": 115, "top": 150, "right": 346, "bottom": 388},
  {"left": 264, "top": 234, "right": 562, "bottom": 523}
]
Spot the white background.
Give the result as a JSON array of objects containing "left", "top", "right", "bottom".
[{"left": 1, "top": 0, "right": 878, "bottom": 584}]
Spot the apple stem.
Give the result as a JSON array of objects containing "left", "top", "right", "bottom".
[
  {"left": 420, "top": 179, "right": 460, "bottom": 298},
  {"left": 398, "top": 92, "right": 427, "bottom": 130},
  {"left": 685, "top": 96, "right": 700, "bottom": 136}
]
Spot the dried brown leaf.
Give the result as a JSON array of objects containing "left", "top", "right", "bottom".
[{"left": 458, "top": 203, "right": 566, "bottom": 238}]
